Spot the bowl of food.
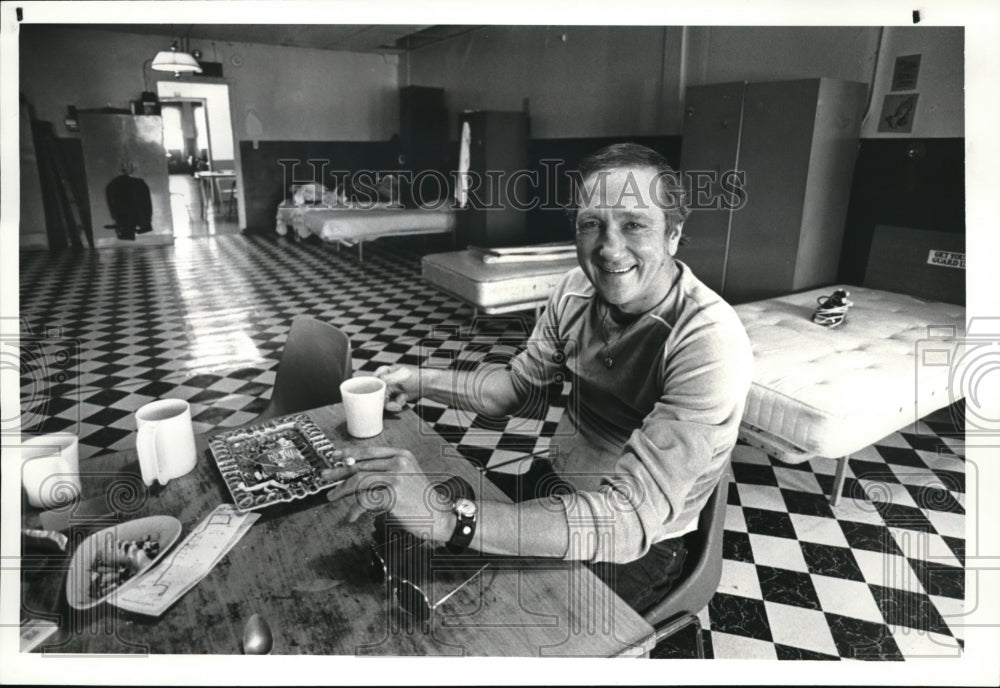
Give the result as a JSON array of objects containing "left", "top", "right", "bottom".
[{"left": 66, "top": 515, "right": 182, "bottom": 610}]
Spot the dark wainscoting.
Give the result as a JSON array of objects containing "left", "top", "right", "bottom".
[
  {"left": 838, "top": 138, "right": 965, "bottom": 286},
  {"left": 242, "top": 135, "right": 682, "bottom": 244},
  {"left": 523, "top": 135, "right": 683, "bottom": 244},
  {"left": 239, "top": 140, "right": 400, "bottom": 233},
  {"left": 435, "top": 135, "right": 681, "bottom": 245},
  {"left": 239, "top": 136, "right": 962, "bottom": 282}
]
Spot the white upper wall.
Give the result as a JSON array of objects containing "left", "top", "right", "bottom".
[
  {"left": 18, "top": 25, "right": 964, "bottom": 142},
  {"left": 19, "top": 26, "right": 400, "bottom": 142}
]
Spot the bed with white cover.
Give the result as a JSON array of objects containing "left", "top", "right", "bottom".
[{"left": 276, "top": 203, "right": 455, "bottom": 260}]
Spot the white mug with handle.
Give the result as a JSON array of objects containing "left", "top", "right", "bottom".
[
  {"left": 21, "top": 433, "right": 81, "bottom": 508},
  {"left": 135, "top": 399, "right": 197, "bottom": 487}
]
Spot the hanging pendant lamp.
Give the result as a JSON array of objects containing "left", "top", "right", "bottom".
[{"left": 151, "top": 41, "right": 202, "bottom": 77}]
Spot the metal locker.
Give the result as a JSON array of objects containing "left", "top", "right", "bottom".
[
  {"left": 679, "top": 78, "right": 866, "bottom": 304},
  {"left": 678, "top": 82, "right": 745, "bottom": 294}
]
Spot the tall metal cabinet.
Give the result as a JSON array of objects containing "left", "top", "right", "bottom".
[
  {"left": 400, "top": 86, "right": 447, "bottom": 172},
  {"left": 679, "top": 78, "right": 866, "bottom": 303},
  {"left": 399, "top": 86, "right": 448, "bottom": 205}
]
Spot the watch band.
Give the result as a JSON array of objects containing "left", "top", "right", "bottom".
[{"left": 433, "top": 476, "right": 477, "bottom": 554}]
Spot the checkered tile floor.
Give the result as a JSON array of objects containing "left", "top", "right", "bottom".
[{"left": 18, "top": 232, "right": 965, "bottom": 660}]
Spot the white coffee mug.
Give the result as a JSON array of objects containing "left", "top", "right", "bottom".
[
  {"left": 340, "top": 377, "right": 387, "bottom": 438},
  {"left": 21, "top": 433, "right": 81, "bottom": 509},
  {"left": 135, "top": 399, "right": 197, "bottom": 487}
]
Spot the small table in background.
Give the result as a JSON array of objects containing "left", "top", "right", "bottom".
[{"left": 194, "top": 170, "right": 236, "bottom": 219}]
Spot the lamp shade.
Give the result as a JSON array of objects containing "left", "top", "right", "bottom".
[{"left": 151, "top": 49, "right": 202, "bottom": 74}]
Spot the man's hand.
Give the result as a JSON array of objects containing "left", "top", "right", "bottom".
[
  {"left": 320, "top": 446, "right": 454, "bottom": 543},
  {"left": 370, "top": 365, "right": 416, "bottom": 413}
]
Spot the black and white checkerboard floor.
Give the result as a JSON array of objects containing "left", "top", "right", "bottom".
[{"left": 19, "top": 233, "right": 965, "bottom": 660}]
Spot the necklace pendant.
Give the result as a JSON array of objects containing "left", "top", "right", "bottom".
[{"left": 604, "top": 353, "right": 614, "bottom": 368}]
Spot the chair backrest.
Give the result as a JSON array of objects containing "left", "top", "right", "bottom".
[
  {"left": 255, "top": 316, "right": 352, "bottom": 422},
  {"left": 642, "top": 471, "right": 731, "bottom": 626}
]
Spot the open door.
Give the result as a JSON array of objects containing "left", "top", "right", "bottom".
[
  {"left": 156, "top": 82, "right": 235, "bottom": 171},
  {"left": 157, "top": 81, "right": 239, "bottom": 235},
  {"left": 160, "top": 99, "right": 212, "bottom": 174}
]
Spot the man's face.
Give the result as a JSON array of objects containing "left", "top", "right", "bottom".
[{"left": 575, "top": 166, "right": 682, "bottom": 316}]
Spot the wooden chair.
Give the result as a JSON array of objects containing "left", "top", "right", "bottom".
[
  {"left": 255, "top": 316, "right": 353, "bottom": 422},
  {"left": 643, "top": 472, "right": 730, "bottom": 658}
]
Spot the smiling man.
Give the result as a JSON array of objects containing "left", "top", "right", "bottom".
[{"left": 325, "top": 143, "right": 753, "bottom": 614}]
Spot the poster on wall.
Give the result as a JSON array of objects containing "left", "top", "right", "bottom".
[
  {"left": 878, "top": 93, "right": 919, "bottom": 133},
  {"left": 891, "top": 54, "right": 922, "bottom": 90}
]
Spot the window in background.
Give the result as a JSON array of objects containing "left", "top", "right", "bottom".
[{"left": 161, "top": 104, "right": 184, "bottom": 151}]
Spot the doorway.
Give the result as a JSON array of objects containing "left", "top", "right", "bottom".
[
  {"left": 157, "top": 81, "right": 240, "bottom": 238},
  {"left": 161, "top": 99, "right": 211, "bottom": 174}
]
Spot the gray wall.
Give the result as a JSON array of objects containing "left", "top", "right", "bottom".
[{"left": 404, "top": 25, "right": 963, "bottom": 140}]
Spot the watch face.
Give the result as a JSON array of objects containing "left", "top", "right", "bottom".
[{"left": 454, "top": 498, "right": 477, "bottom": 518}]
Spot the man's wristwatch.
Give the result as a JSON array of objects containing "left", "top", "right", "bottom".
[
  {"left": 446, "top": 497, "right": 478, "bottom": 554},
  {"left": 434, "top": 476, "right": 477, "bottom": 554}
]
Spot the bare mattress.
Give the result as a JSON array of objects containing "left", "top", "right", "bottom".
[
  {"left": 421, "top": 250, "right": 578, "bottom": 310},
  {"left": 735, "top": 286, "right": 965, "bottom": 459}
]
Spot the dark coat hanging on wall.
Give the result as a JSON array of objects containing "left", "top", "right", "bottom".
[{"left": 105, "top": 173, "right": 153, "bottom": 240}]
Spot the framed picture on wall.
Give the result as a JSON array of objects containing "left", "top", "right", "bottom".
[{"left": 878, "top": 93, "right": 919, "bottom": 133}]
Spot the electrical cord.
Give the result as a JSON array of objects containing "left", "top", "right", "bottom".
[{"left": 812, "top": 289, "right": 854, "bottom": 328}]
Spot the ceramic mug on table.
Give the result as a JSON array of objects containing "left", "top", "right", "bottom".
[
  {"left": 21, "top": 433, "right": 81, "bottom": 508},
  {"left": 135, "top": 399, "right": 197, "bottom": 486},
  {"left": 340, "top": 377, "right": 387, "bottom": 438}
]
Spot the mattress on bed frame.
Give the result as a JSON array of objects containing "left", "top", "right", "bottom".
[
  {"left": 276, "top": 202, "right": 401, "bottom": 223},
  {"left": 735, "top": 286, "right": 965, "bottom": 459},
  {"left": 276, "top": 204, "right": 455, "bottom": 243},
  {"left": 422, "top": 250, "right": 578, "bottom": 310}
]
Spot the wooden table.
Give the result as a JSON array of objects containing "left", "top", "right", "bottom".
[{"left": 21, "top": 405, "right": 654, "bottom": 657}]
